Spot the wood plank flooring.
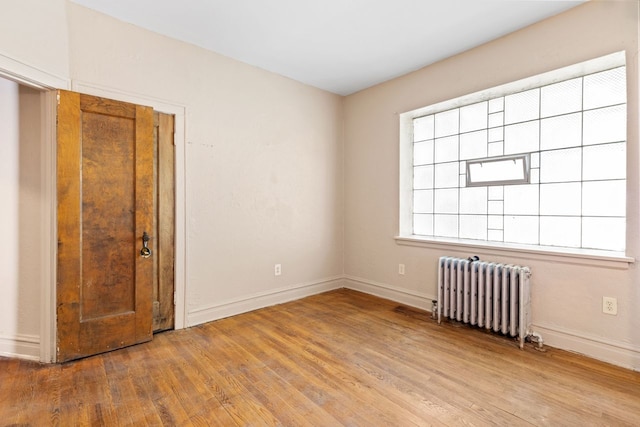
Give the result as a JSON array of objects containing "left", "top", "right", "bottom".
[{"left": 1, "top": 289, "right": 639, "bottom": 426}]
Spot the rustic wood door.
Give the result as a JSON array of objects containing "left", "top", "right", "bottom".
[
  {"left": 56, "top": 90, "right": 154, "bottom": 362},
  {"left": 152, "top": 111, "right": 175, "bottom": 332}
]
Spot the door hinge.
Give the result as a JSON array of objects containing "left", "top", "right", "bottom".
[
  {"left": 173, "top": 292, "right": 177, "bottom": 306},
  {"left": 173, "top": 117, "right": 177, "bottom": 146},
  {"left": 152, "top": 301, "right": 160, "bottom": 318}
]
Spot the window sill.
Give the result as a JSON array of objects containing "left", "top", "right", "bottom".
[{"left": 395, "top": 235, "right": 635, "bottom": 270}]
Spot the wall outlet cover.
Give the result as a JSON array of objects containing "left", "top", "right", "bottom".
[{"left": 602, "top": 296, "right": 617, "bottom": 315}]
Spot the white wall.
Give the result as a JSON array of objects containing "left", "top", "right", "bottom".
[
  {"left": 66, "top": 4, "right": 345, "bottom": 325},
  {"left": 343, "top": 0, "right": 640, "bottom": 370},
  {"left": 0, "top": 0, "right": 69, "bottom": 82},
  {"left": 0, "top": 78, "right": 44, "bottom": 360}
]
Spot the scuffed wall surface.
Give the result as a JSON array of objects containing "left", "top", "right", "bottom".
[{"left": 67, "top": 4, "right": 344, "bottom": 320}]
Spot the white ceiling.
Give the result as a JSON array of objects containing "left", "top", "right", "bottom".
[{"left": 71, "top": 0, "right": 586, "bottom": 95}]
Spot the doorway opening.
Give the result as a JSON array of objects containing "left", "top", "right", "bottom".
[
  {"left": 0, "top": 59, "right": 186, "bottom": 363},
  {"left": 0, "top": 76, "right": 46, "bottom": 361}
]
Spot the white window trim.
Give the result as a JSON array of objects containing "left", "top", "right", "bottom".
[
  {"left": 394, "top": 235, "right": 634, "bottom": 269},
  {"left": 398, "top": 51, "right": 634, "bottom": 266}
]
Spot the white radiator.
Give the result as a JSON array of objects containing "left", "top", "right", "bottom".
[{"left": 437, "top": 256, "right": 537, "bottom": 349}]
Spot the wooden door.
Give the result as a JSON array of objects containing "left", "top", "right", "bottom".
[
  {"left": 152, "top": 111, "right": 175, "bottom": 332},
  {"left": 56, "top": 90, "right": 154, "bottom": 362}
]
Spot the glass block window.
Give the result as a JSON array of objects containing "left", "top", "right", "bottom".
[{"left": 411, "top": 66, "right": 627, "bottom": 252}]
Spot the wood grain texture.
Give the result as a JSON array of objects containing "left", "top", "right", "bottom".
[
  {"left": 134, "top": 103, "right": 154, "bottom": 345},
  {"left": 80, "top": 109, "right": 136, "bottom": 318},
  {"left": 56, "top": 90, "right": 82, "bottom": 361},
  {"left": 152, "top": 111, "right": 175, "bottom": 332},
  {"left": 56, "top": 91, "right": 154, "bottom": 362},
  {"left": 5, "top": 289, "right": 640, "bottom": 425}
]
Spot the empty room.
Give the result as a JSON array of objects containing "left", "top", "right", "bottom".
[{"left": 1, "top": 0, "right": 639, "bottom": 425}]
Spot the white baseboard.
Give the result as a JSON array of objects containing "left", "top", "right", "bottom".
[
  {"left": 343, "top": 275, "right": 435, "bottom": 312},
  {"left": 187, "top": 276, "right": 345, "bottom": 326},
  {"left": 532, "top": 323, "right": 640, "bottom": 372},
  {"left": 0, "top": 333, "right": 40, "bottom": 361}
]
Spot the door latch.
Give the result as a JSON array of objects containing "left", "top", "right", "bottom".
[{"left": 140, "top": 231, "right": 152, "bottom": 258}]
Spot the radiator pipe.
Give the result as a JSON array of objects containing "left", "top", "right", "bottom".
[{"left": 528, "top": 331, "right": 545, "bottom": 351}]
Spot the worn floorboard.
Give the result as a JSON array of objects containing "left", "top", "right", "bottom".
[{"left": 1, "top": 289, "right": 639, "bottom": 426}]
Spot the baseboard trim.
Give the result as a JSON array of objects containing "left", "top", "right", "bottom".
[
  {"left": 179, "top": 273, "right": 640, "bottom": 372},
  {"left": 533, "top": 323, "right": 640, "bottom": 372},
  {"left": 0, "top": 334, "right": 40, "bottom": 361},
  {"left": 187, "top": 276, "right": 345, "bottom": 326},
  {"left": 343, "top": 275, "right": 435, "bottom": 311}
]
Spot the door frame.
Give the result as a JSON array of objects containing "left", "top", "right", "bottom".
[
  {"left": 0, "top": 55, "right": 187, "bottom": 362},
  {"left": 0, "top": 54, "right": 69, "bottom": 363},
  {"left": 70, "top": 81, "right": 188, "bottom": 335}
]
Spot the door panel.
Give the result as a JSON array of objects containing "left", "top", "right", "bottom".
[
  {"left": 81, "top": 109, "right": 136, "bottom": 319},
  {"left": 57, "top": 90, "right": 154, "bottom": 362}
]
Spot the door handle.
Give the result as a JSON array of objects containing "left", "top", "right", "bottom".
[{"left": 140, "top": 231, "right": 152, "bottom": 258}]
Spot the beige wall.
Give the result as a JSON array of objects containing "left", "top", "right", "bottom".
[
  {"left": 344, "top": 0, "right": 640, "bottom": 369},
  {"left": 66, "top": 4, "right": 345, "bottom": 324},
  {"left": 0, "top": 0, "right": 69, "bottom": 81}
]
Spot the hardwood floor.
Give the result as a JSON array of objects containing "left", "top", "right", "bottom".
[{"left": 2, "top": 289, "right": 640, "bottom": 426}]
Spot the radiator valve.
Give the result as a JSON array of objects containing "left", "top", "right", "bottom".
[{"left": 528, "top": 331, "right": 546, "bottom": 352}]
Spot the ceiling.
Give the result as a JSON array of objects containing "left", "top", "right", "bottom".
[{"left": 71, "top": 0, "right": 586, "bottom": 95}]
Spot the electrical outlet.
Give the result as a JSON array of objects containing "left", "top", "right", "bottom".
[
  {"left": 398, "top": 264, "right": 405, "bottom": 275},
  {"left": 274, "top": 264, "right": 281, "bottom": 276},
  {"left": 602, "top": 297, "right": 617, "bottom": 315}
]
